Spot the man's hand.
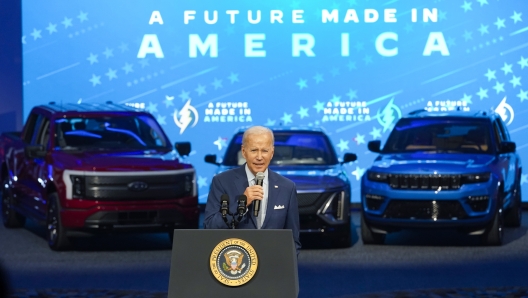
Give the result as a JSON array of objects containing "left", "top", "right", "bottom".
[{"left": 244, "top": 185, "right": 263, "bottom": 206}]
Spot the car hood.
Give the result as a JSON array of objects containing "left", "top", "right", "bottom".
[
  {"left": 51, "top": 149, "right": 191, "bottom": 171},
  {"left": 370, "top": 153, "right": 496, "bottom": 173}
]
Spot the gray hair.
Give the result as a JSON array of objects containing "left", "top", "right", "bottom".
[{"left": 242, "top": 126, "right": 274, "bottom": 146}]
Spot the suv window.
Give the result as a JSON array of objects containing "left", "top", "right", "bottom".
[
  {"left": 223, "top": 131, "right": 339, "bottom": 166},
  {"left": 383, "top": 118, "right": 493, "bottom": 154}
]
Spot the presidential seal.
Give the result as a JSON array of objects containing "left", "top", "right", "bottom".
[{"left": 210, "top": 238, "right": 258, "bottom": 286}]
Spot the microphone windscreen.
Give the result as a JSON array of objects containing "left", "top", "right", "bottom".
[{"left": 256, "top": 172, "right": 265, "bottom": 186}]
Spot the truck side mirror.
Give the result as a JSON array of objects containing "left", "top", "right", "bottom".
[
  {"left": 25, "top": 145, "right": 46, "bottom": 158},
  {"left": 174, "top": 142, "right": 191, "bottom": 157},
  {"left": 368, "top": 140, "right": 381, "bottom": 153},
  {"left": 341, "top": 153, "right": 357, "bottom": 164},
  {"left": 205, "top": 154, "right": 220, "bottom": 165},
  {"left": 499, "top": 141, "right": 516, "bottom": 154}
]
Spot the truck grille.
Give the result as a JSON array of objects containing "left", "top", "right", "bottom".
[
  {"left": 83, "top": 172, "right": 194, "bottom": 201},
  {"left": 383, "top": 200, "right": 467, "bottom": 220},
  {"left": 388, "top": 174, "right": 461, "bottom": 190}
]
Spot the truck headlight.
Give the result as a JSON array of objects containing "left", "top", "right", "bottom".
[{"left": 70, "top": 175, "right": 85, "bottom": 197}]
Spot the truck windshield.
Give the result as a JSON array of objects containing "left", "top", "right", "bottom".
[
  {"left": 54, "top": 115, "right": 171, "bottom": 150},
  {"left": 223, "top": 131, "right": 339, "bottom": 166},
  {"left": 383, "top": 118, "right": 493, "bottom": 154}
]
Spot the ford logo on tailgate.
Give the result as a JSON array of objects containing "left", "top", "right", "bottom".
[{"left": 127, "top": 181, "right": 149, "bottom": 192}]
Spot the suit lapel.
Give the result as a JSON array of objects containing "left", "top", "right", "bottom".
[{"left": 262, "top": 170, "right": 281, "bottom": 228}]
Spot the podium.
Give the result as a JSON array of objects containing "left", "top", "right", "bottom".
[{"left": 168, "top": 229, "right": 299, "bottom": 298}]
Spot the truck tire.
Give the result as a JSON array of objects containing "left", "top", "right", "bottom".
[
  {"left": 1, "top": 176, "right": 26, "bottom": 228},
  {"left": 504, "top": 185, "right": 522, "bottom": 227},
  {"left": 482, "top": 209, "right": 503, "bottom": 246},
  {"left": 47, "top": 193, "right": 72, "bottom": 251},
  {"left": 361, "top": 214, "right": 385, "bottom": 245}
]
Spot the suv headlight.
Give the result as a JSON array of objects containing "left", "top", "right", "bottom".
[
  {"left": 461, "top": 172, "right": 490, "bottom": 184},
  {"left": 367, "top": 171, "right": 389, "bottom": 183}
]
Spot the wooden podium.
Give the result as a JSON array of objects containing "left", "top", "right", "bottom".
[{"left": 168, "top": 229, "right": 299, "bottom": 298}]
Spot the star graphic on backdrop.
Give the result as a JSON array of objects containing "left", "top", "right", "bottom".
[
  {"left": 313, "top": 101, "right": 325, "bottom": 113},
  {"left": 484, "top": 69, "right": 496, "bottom": 81},
  {"left": 86, "top": 53, "right": 98, "bottom": 65},
  {"left": 492, "top": 81, "right": 505, "bottom": 94},
  {"left": 197, "top": 176, "right": 208, "bottom": 188},
  {"left": 330, "top": 67, "right": 340, "bottom": 77},
  {"left": 439, "top": 10, "right": 447, "bottom": 21},
  {"left": 462, "top": 30, "right": 473, "bottom": 41},
  {"left": 103, "top": 47, "right": 114, "bottom": 59},
  {"left": 89, "top": 74, "right": 101, "bottom": 86},
  {"left": 105, "top": 68, "right": 118, "bottom": 80},
  {"left": 478, "top": 24, "right": 489, "bottom": 35},
  {"left": 163, "top": 97, "right": 174, "bottom": 108},
  {"left": 30, "top": 28, "right": 42, "bottom": 40},
  {"left": 280, "top": 113, "right": 293, "bottom": 125},
  {"left": 519, "top": 56, "right": 528, "bottom": 69},
  {"left": 352, "top": 166, "right": 366, "bottom": 181},
  {"left": 211, "top": 78, "right": 223, "bottom": 89},
  {"left": 447, "top": 37, "right": 456, "bottom": 47},
  {"left": 518, "top": 89, "right": 528, "bottom": 102},
  {"left": 521, "top": 174, "right": 528, "bottom": 185},
  {"left": 494, "top": 18, "right": 506, "bottom": 29},
  {"left": 330, "top": 95, "right": 341, "bottom": 103},
  {"left": 337, "top": 139, "right": 349, "bottom": 152},
  {"left": 501, "top": 63, "right": 513, "bottom": 75},
  {"left": 46, "top": 23, "right": 57, "bottom": 34},
  {"left": 265, "top": 119, "right": 276, "bottom": 126},
  {"left": 122, "top": 63, "right": 133, "bottom": 74},
  {"left": 367, "top": 127, "right": 380, "bottom": 140},
  {"left": 147, "top": 102, "right": 158, "bottom": 114},
  {"left": 139, "top": 58, "right": 150, "bottom": 68},
  {"left": 228, "top": 72, "right": 239, "bottom": 83},
  {"left": 296, "top": 78, "right": 308, "bottom": 90},
  {"left": 346, "top": 89, "right": 358, "bottom": 100},
  {"left": 313, "top": 73, "right": 324, "bottom": 84},
  {"left": 61, "top": 17, "right": 73, "bottom": 28},
  {"left": 404, "top": 23, "right": 413, "bottom": 33},
  {"left": 461, "top": 1, "right": 472, "bottom": 12},
  {"left": 363, "top": 55, "right": 373, "bottom": 65},
  {"left": 179, "top": 90, "right": 190, "bottom": 101},
  {"left": 297, "top": 106, "right": 309, "bottom": 119},
  {"left": 354, "top": 133, "right": 365, "bottom": 145},
  {"left": 213, "top": 137, "right": 228, "bottom": 150},
  {"left": 476, "top": 0, "right": 488, "bottom": 6},
  {"left": 461, "top": 93, "right": 473, "bottom": 104},
  {"left": 118, "top": 42, "right": 129, "bottom": 52},
  {"left": 511, "top": 11, "right": 523, "bottom": 24},
  {"left": 156, "top": 115, "right": 166, "bottom": 125},
  {"left": 354, "top": 42, "right": 364, "bottom": 52},
  {"left": 347, "top": 61, "right": 357, "bottom": 71},
  {"left": 22, "top": 36, "right": 26, "bottom": 44},
  {"left": 195, "top": 84, "right": 207, "bottom": 96},
  {"left": 77, "top": 11, "right": 89, "bottom": 22},
  {"left": 510, "top": 75, "right": 522, "bottom": 88},
  {"left": 476, "top": 87, "right": 488, "bottom": 100}
]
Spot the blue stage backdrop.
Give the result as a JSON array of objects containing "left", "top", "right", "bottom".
[{"left": 22, "top": 0, "right": 528, "bottom": 203}]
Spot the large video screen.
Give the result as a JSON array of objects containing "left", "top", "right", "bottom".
[{"left": 22, "top": 0, "right": 528, "bottom": 203}]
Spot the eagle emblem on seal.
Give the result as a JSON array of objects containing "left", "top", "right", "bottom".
[{"left": 222, "top": 250, "right": 247, "bottom": 274}]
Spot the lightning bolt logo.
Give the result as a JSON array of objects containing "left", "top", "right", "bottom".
[
  {"left": 494, "top": 96, "right": 514, "bottom": 126},
  {"left": 174, "top": 99, "right": 199, "bottom": 134},
  {"left": 376, "top": 97, "right": 402, "bottom": 132}
]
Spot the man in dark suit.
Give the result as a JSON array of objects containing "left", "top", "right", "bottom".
[{"left": 204, "top": 126, "right": 301, "bottom": 253}]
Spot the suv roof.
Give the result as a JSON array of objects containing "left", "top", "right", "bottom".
[
  {"left": 37, "top": 102, "right": 139, "bottom": 114},
  {"left": 403, "top": 109, "right": 499, "bottom": 120}
]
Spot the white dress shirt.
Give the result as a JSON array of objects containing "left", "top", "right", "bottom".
[{"left": 245, "top": 164, "right": 268, "bottom": 229}]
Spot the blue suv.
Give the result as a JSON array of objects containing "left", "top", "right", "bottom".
[
  {"left": 361, "top": 110, "right": 522, "bottom": 246},
  {"left": 205, "top": 127, "right": 357, "bottom": 247}
]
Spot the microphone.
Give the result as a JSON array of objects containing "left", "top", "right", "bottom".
[
  {"left": 237, "top": 195, "right": 247, "bottom": 217},
  {"left": 220, "top": 194, "right": 229, "bottom": 217},
  {"left": 254, "top": 172, "right": 265, "bottom": 217}
]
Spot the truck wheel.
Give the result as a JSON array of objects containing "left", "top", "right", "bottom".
[
  {"left": 361, "top": 214, "right": 385, "bottom": 245},
  {"left": 482, "top": 209, "right": 503, "bottom": 246},
  {"left": 504, "top": 186, "right": 522, "bottom": 227},
  {"left": 1, "top": 177, "right": 26, "bottom": 228},
  {"left": 47, "top": 193, "right": 72, "bottom": 251}
]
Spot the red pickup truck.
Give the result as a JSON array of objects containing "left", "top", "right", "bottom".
[{"left": 0, "top": 103, "right": 199, "bottom": 250}]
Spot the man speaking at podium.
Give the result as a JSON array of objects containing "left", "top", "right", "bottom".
[{"left": 204, "top": 126, "right": 301, "bottom": 254}]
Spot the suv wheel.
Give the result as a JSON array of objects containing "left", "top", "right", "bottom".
[
  {"left": 482, "top": 209, "right": 503, "bottom": 246},
  {"left": 47, "top": 193, "right": 72, "bottom": 251},
  {"left": 1, "top": 176, "right": 25, "bottom": 228},
  {"left": 361, "top": 214, "right": 385, "bottom": 245},
  {"left": 504, "top": 185, "right": 522, "bottom": 227}
]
